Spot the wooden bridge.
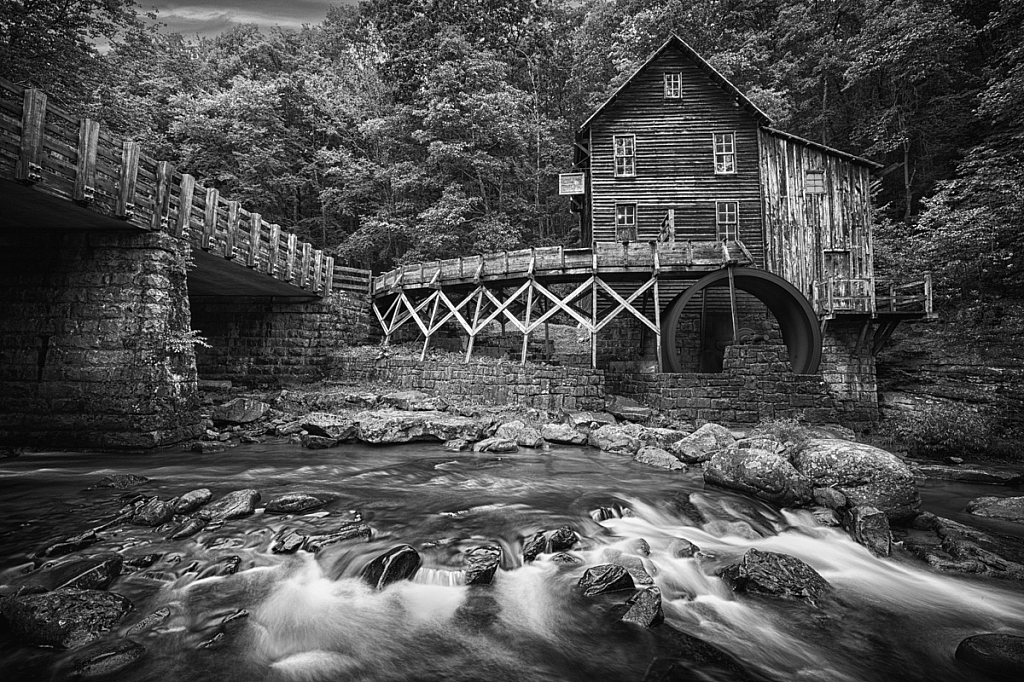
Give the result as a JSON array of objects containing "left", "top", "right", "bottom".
[{"left": 0, "top": 79, "right": 370, "bottom": 299}]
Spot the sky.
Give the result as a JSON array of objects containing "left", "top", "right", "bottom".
[{"left": 140, "top": 1, "right": 357, "bottom": 38}]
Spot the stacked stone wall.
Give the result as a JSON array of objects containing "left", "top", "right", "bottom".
[
  {"left": 333, "top": 358, "right": 605, "bottom": 412},
  {"left": 190, "top": 291, "right": 375, "bottom": 384},
  {"left": 0, "top": 231, "right": 201, "bottom": 448}
]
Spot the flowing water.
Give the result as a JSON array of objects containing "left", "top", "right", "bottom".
[{"left": 1, "top": 443, "right": 1023, "bottom": 681}]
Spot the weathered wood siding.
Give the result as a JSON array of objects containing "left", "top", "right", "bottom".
[
  {"left": 759, "top": 130, "right": 875, "bottom": 302},
  {"left": 586, "top": 50, "right": 764, "bottom": 266}
]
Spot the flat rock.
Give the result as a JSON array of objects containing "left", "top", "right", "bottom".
[
  {"left": 93, "top": 474, "right": 149, "bottom": 490},
  {"left": 621, "top": 586, "right": 664, "bottom": 627},
  {"left": 173, "top": 488, "right": 213, "bottom": 514},
  {"left": 22, "top": 554, "right": 122, "bottom": 592},
  {"left": 966, "top": 496, "right": 1024, "bottom": 523},
  {"left": 956, "top": 633, "right": 1024, "bottom": 678},
  {"left": 473, "top": 437, "right": 519, "bottom": 453},
  {"left": 562, "top": 411, "right": 617, "bottom": 433},
  {"left": 634, "top": 446, "right": 685, "bottom": 470},
  {"left": 380, "top": 390, "right": 443, "bottom": 411},
  {"left": 211, "top": 398, "right": 269, "bottom": 425},
  {"left": 73, "top": 639, "right": 146, "bottom": 678},
  {"left": 793, "top": 439, "right": 921, "bottom": 523},
  {"left": 302, "top": 524, "right": 372, "bottom": 552},
  {"left": 668, "top": 539, "right": 700, "bottom": 558},
  {"left": 606, "top": 395, "right": 653, "bottom": 423},
  {"left": 300, "top": 412, "right": 357, "bottom": 440},
  {"left": 126, "top": 607, "right": 170, "bottom": 636},
  {"left": 672, "top": 423, "right": 735, "bottom": 463},
  {"left": 704, "top": 447, "right": 813, "bottom": 507},
  {"left": 169, "top": 518, "right": 207, "bottom": 540},
  {"left": 540, "top": 423, "right": 587, "bottom": 445},
  {"left": 199, "top": 489, "right": 261, "bottom": 521},
  {"left": 915, "top": 464, "right": 1021, "bottom": 485},
  {"left": 444, "top": 438, "right": 470, "bottom": 451},
  {"left": 588, "top": 425, "right": 641, "bottom": 455},
  {"left": 300, "top": 434, "right": 338, "bottom": 449},
  {"left": 495, "top": 420, "right": 544, "bottom": 448},
  {"left": 0, "top": 588, "right": 133, "bottom": 648},
  {"left": 38, "top": 530, "right": 99, "bottom": 559},
  {"left": 265, "top": 493, "right": 326, "bottom": 515},
  {"left": 191, "top": 441, "right": 226, "bottom": 454},
  {"left": 355, "top": 409, "right": 489, "bottom": 444},
  {"left": 631, "top": 426, "right": 689, "bottom": 450},
  {"left": 131, "top": 498, "right": 174, "bottom": 527},
  {"left": 361, "top": 545, "right": 422, "bottom": 589},
  {"left": 578, "top": 564, "right": 635, "bottom": 597},
  {"left": 271, "top": 529, "right": 307, "bottom": 554},
  {"left": 721, "top": 548, "right": 829, "bottom": 604},
  {"left": 464, "top": 546, "right": 502, "bottom": 585},
  {"left": 602, "top": 549, "right": 654, "bottom": 585}
]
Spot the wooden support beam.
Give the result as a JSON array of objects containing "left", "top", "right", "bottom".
[
  {"left": 285, "top": 234, "right": 297, "bottom": 281},
  {"left": 115, "top": 140, "right": 140, "bottom": 220},
  {"left": 73, "top": 118, "right": 100, "bottom": 203},
  {"left": 654, "top": 274, "right": 663, "bottom": 373},
  {"left": 595, "top": 277, "right": 659, "bottom": 334},
  {"left": 521, "top": 280, "right": 534, "bottom": 365},
  {"left": 432, "top": 289, "right": 478, "bottom": 335},
  {"left": 268, "top": 224, "right": 281, "bottom": 277},
  {"left": 247, "top": 212, "right": 261, "bottom": 268},
  {"left": 312, "top": 250, "right": 324, "bottom": 294},
  {"left": 591, "top": 274, "right": 598, "bottom": 368},
  {"left": 872, "top": 319, "right": 900, "bottom": 356},
  {"left": 421, "top": 291, "right": 441, "bottom": 361},
  {"left": 173, "top": 174, "right": 195, "bottom": 238},
  {"left": 151, "top": 161, "right": 174, "bottom": 231},
  {"left": 323, "top": 256, "right": 334, "bottom": 296},
  {"left": 853, "top": 319, "right": 872, "bottom": 356},
  {"left": 728, "top": 265, "right": 739, "bottom": 344},
  {"left": 15, "top": 88, "right": 46, "bottom": 184},
  {"left": 201, "top": 188, "right": 218, "bottom": 250},
  {"left": 224, "top": 201, "right": 239, "bottom": 259},
  {"left": 466, "top": 288, "right": 486, "bottom": 363}
]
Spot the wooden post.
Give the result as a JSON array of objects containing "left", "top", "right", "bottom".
[
  {"left": 15, "top": 88, "right": 46, "bottom": 184},
  {"left": 466, "top": 288, "right": 485, "bottom": 363},
  {"left": 247, "top": 212, "right": 261, "bottom": 268},
  {"left": 151, "top": 161, "right": 175, "bottom": 231},
  {"left": 299, "top": 242, "right": 312, "bottom": 288},
  {"left": 174, "top": 174, "right": 195, "bottom": 238},
  {"left": 591, "top": 277, "right": 599, "bottom": 368},
  {"left": 421, "top": 292, "right": 440, "bottom": 361},
  {"left": 73, "top": 118, "right": 100, "bottom": 203},
  {"left": 115, "top": 140, "right": 140, "bottom": 220},
  {"left": 285, "top": 234, "right": 297, "bottom": 281},
  {"left": 653, "top": 244, "right": 663, "bottom": 373},
  {"left": 924, "top": 273, "right": 933, "bottom": 315},
  {"left": 268, "top": 224, "right": 281, "bottom": 277},
  {"left": 521, "top": 281, "right": 534, "bottom": 365},
  {"left": 202, "top": 188, "right": 218, "bottom": 251},
  {"left": 312, "top": 250, "right": 324, "bottom": 294},
  {"left": 323, "top": 256, "right": 335, "bottom": 298},
  {"left": 224, "top": 201, "right": 239, "bottom": 259},
  {"left": 728, "top": 265, "right": 739, "bottom": 344}
]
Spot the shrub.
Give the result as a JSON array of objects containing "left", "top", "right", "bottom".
[{"left": 879, "top": 403, "right": 997, "bottom": 458}]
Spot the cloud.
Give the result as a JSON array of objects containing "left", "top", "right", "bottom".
[{"left": 141, "top": 1, "right": 355, "bottom": 38}]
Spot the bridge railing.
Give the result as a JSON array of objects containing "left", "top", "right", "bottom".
[
  {"left": 812, "top": 274, "right": 935, "bottom": 318},
  {"left": 0, "top": 78, "right": 362, "bottom": 299}
]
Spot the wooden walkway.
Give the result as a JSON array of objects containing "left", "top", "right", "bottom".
[{"left": 0, "top": 79, "right": 371, "bottom": 298}]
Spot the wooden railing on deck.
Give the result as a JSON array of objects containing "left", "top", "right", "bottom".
[
  {"left": 0, "top": 79, "right": 362, "bottom": 298},
  {"left": 813, "top": 274, "right": 934, "bottom": 318}
]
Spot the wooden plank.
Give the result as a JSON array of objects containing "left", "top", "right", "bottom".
[
  {"left": 202, "top": 187, "right": 219, "bottom": 250},
  {"left": 73, "top": 119, "right": 99, "bottom": 203},
  {"left": 267, "top": 224, "right": 281, "bottom": 277},
  {"left": 324, "top": 256, "right": 335, "bottom": 295},
  {"left": 150, "top": 160, "right": 174, "bottom": 231},
  {"left": 312, "top": 250, "right": 324, "bottom": 293},
  {"left": 299, "top": 242, "right": 312, "bottom": 288},
  {"left": 247, "top": 212, "right": 261, "bottom": 268},
  {"left": 115, "top": 139, "right": 140, "bottom": 219},
  {"left": 285, "top": 234, "right": 298, "bottom": 281},
  {"left": 224, "top": 200, "right": 239, "bottom": 259},
  {"left": 15, "top": 88, "right": 46, "bottom": 183},
  {"left": 174, "top": 174, "right": 195, "bottom": 238}
]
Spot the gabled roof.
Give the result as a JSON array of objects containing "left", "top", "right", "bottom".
[
  {"left": 763, "top": 127, "right": 883, "bottom": 170},
  {"left": 577, "top": 34, "right": 773, "bottom": 133}
]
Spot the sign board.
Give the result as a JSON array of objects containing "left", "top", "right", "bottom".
[{"left": 558, "top": 173, "right": 586, "bottom": 195}]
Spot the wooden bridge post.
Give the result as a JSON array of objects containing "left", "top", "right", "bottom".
[
  {"left": 115, "top": 140, "right": 140, "bottom": 220},
  {"left": 653, "top": 243, "right": 663, "bottom": 373},
  {"left": 268, "top": 224, "right": 281, "bottom": 277},
  {"left": 299, "top": 242, "right": 312, "bottom": 288},
  {"left": 15, "top": 88, "right": 46, "bottom": 184},
  {"left": 285, "top": 234, "right": 297, "bottom": 281},
  {"left": 466, "top": 287, "right": 486, "bottom": 364},
  {"left": 173, "top": 174, "right": 195, "bottom": 238},
  {"left": 323, "top": 256, "right": 334, "bottom": 298},
  {"left": 201, "top": 188, "right": 218, "bottom": 250},
  {"left": 591, "top": 253, "right": 598, "bottom": 368},
  {"left": 151, "top": 161, "right": 175, "bottom": 231},
  {"left": 73, "top": 119, "right": 100, "bottom": 203},
  {"left": 224, "top": 201, "right": 239, "bottom": 259},
  {"left": 728, "top": 264, "right": 739, "bottom": 344},
  {"left": 247, "top": 213, "right": 261, "bottom": 268}
]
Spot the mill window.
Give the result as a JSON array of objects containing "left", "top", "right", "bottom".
[
  {"left": 615, "top": 203, "right": 637, "bottom": 242},
  {"left": 713, "top": 132, "right": 736, "bottom": 174},
  {"left": 613, "top": 135, "right": 635, "bottom": 177},
  {"left": 806, "top": 169, "right": 826, "bottom": 194},
  {"left": 716, "top": 201, "right": 738, "bottom": 240},
  {"left": 664, "top": 72, "right": 682, "bottom": 99}
]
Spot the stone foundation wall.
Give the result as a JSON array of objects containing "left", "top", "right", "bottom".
[
  {"left": 190, "top": 291, "right": 375, "bottom": 385},
  {"left": 0, "top": 231, "right": 201, "bottom": 448},
  {"left": 821, "top": 321, "right": 879, "bottom": 422},
  {"left": 333, "top": 358, "right": 606, "bottom": 412}
]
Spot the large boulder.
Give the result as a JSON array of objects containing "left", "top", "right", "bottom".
[
  {"left": 199, "top": 489, "right": 261, "bottom": 521},
  {"left": 473, "top": 437, "right": 519, "bottom": 454},
  {"left": 0, "top": 589, "right": 133, "bottom": 648},
  {"left": 540, "top": 423, "right": 587, "bottom": 445},
  {"left": 20, "top": 554, "right": 122, "bottom": 592},
  {"left": 621, "top": 587, "right": 664, "bottom": 628},
  {"left": 606, "top": 396, "right": 653, "bottom": 423},
  {"left": 93, "top": 473, "right": 149, "bottom": 490},
  {"left": 792, "top": 439, "right": 920, "bottom": 523},
  {"left": 578, "top": 564, "right": 635, "bottom": 597},
  {"left": 703, "top": 448, "right": 813, "bottom": 507},
  {"left": 130, "top": 498, "right": 174, "bottom": 527},
  {"left": 300, "top": 413, "right": 357, "bottom": 440},
  {"left": 562, "top": 411, "right": 617, "bottom": 434},
  {"left": 210, "top": 398, "right": 269, "bottom": 425},
  {"left": 265, "top": 493, "right": 326, "bottom": 515},
  {"left": 172, "top": 488, "right": 212, "bottom": 514},
  {"left": 355, "top": 410, "right": 489, "bottom": 444},
  {"left": 720, "top": 548, "right": 829, "bottom": 604},
  {"left": 588, "top": 425, "right": 641, "bottom": 455},
  {"left": 672, "top": 423, "right": 735, "bottom": 463},
  {"left": 361, "top": 545, "right": 422, "bottom": 590},
  {"left": 495, "top": 420, "right": 544, "bottom": 448},
  {"left": 956, "top": 633, "right": 1024, "bottom": 679},
  {"left": 634, "top": 446, "right": 685, "bottom": 471},
  {"left": 464, "top": 546, "right": 502, "bottom": 585},
  {"left": 966, "top": 496, "right": 1024, "bottom": 523},
  {"left": 843, "top": 505, "right": 892, "bottom": 556},
  {"left": 380, "top": 390, "right": 443, "bottom": 411}
]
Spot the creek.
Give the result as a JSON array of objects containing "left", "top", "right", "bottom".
[{"left": 1, "top": 443, "right": 1023, "bottom": 681}]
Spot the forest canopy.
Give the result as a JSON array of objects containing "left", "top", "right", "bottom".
[{"left": 2, "top": 0, "right": 1022, "bottom": 312}]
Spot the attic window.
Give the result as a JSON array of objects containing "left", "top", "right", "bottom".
[
  {"left": 613, "top": 135, "right": 635, "bottom": 177},
  {"left": 806, "top": 170, "right": 826, "bottom": 194},
  {"left": 713, "top": 132, "right": 736, "bottom": 174},
  {"left": 664, "top": 72, "right": 682, "bottom": 99}
]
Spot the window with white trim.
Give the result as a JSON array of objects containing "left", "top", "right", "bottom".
[
  {"left": 664, "top": 72, "right": 682, "bottom": 99},
  {"left": 713, "top": 132, "right": 736, "bottom": 174},
  {"left": 615, "top": 203, "right": 637, "bottom": 242},
  {"left": 716, "top": 201, "right": 738, "bottom": 240},
  {"left": 613, "top": 135, "right": 635, "bottom": 177},
  {"left": 805, "top": 169, "right": 825, "bottom": 194}
]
